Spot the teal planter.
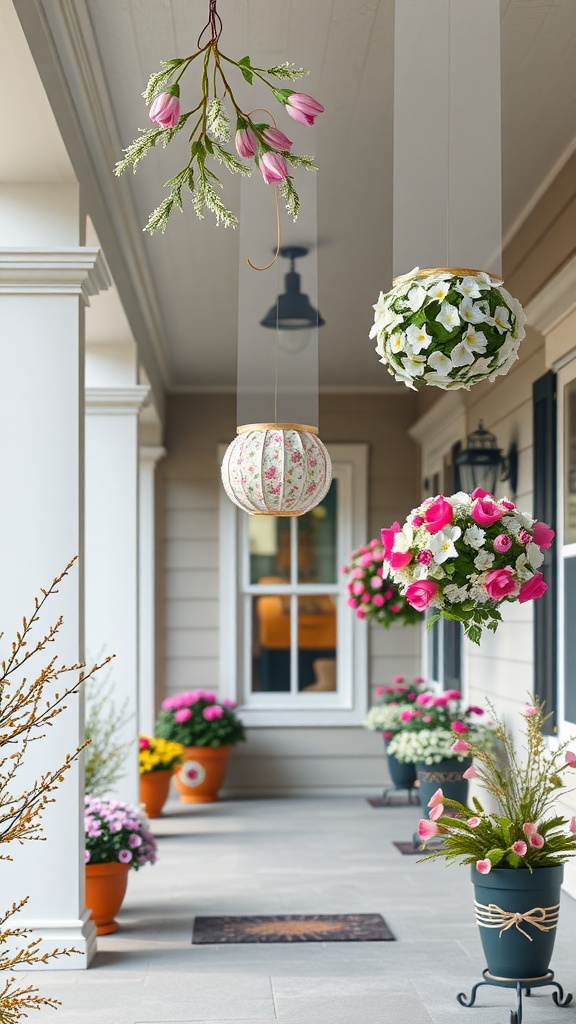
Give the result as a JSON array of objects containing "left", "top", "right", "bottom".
[
  {"left": 386, "top": 749, "right": 417, "bottom": 790},
  {"left": 416, "top": 757, "right": 471, "bottom": 811},
  {"left": 472, "top": 865, "right": 563, "bottom": 980}
]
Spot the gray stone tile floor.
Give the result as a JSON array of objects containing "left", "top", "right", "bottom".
[{"left": 19, "top": 794, "right": 576, "bottom": 1023}]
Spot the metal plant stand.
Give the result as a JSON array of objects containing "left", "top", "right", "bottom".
[
  {"left": 457, "top": 969, "right": 572, "bottom": 1024},
  {"left": 381, "top": 782, "right": 419, "bottom": 806}
]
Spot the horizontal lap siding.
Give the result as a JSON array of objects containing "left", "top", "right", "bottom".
[{"left": 158, "top": 392, "right": 422, "bottom": 794}]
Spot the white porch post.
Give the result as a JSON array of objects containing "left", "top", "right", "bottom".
[
  {"left": 139, "top": 445, "right": 166, "bottom": 736},
  {"left": 84, "top": 384, "right": 150, "bottom": 806},
  {"left": 0, "top": 185, "right": 109, "bottom": 967}
]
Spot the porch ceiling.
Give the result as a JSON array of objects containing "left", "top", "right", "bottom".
[{"left": 10, "top": 0, "right": 576, "bottom": 393}]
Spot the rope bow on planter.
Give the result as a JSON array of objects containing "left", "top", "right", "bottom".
[{"left": 115, "top": 0, "right": 323, "bottom": 232}]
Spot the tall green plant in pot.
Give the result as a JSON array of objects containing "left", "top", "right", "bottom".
[{"left": 418, "top": 698, "right": 576, "bottom": 984}]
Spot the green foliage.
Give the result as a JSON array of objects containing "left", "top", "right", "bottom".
[
  {"left": 84, "top": 669, "right": 131, "bottom": 796},
  {"left": 154, "top": 692, "right": 246, "bottom": 749}
]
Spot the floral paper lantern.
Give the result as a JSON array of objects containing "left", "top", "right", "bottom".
[
  {"left": 370, "top": 267, "right": 526, "bottom": 391},
  {"left": 221, "top": 423, "right": 332, "bottom": 516}
]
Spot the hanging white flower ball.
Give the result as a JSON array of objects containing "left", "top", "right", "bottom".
[
  {"left": 370, "top": 267, "right": 526, "bottom": 391},
  {"left": 221, "top": 423, "right": 332, "bottom": 516}
]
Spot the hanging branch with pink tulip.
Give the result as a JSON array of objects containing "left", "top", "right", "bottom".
[{"left": 114, "top": 0, "right": 324, "bottom": 233}]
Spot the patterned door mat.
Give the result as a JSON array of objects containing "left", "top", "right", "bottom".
[{"left": 192, "top": 913, "right": 395, "bottom": 943}]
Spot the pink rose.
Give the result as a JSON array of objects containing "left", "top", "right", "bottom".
[
  {"left": 434, "top": 694, "right": 449, "bottom": 707},
  {"left": 532, "top": 520, "right": 555, "bottom": 550},
  {"left": 471, "top": 488, "right": 491, "bottom": 499},
  {"left": 529, "top": 833, "right": 544, "bottom": 849},
  {"left": 451, "top": 738, "right": 469, "bottom": 753},
  {"left": 389, "top": 550, "right": 412, "bottom": 570},
  {"left": 501, "top": 499, "right": 515, "bottom": 510},
  {"left": 512, "top": 841, "right": 527, "bottom": 856},
  {"left": 518, "top": 572, "right": 548, "bottom": 604},
  {"left": 381, "top": 523, "right": 401, "bottom": 560},
  {"left": 400, "top": 709, "right": 416, "bottom": 722},
  {"left": 493, "top": 534, "right": 512, "bottom": 553},
  {"left": 471, "top": 497, "right": 505, "bottom": 526},
  {"left": 424, "top": 497, "right": 453, "bottom": 534},
  {"left": 174, "top": 708, "right": 192, "bottom": 723},
  {"left": 405, "top": 580, "right": 438, "bottom": 611},
  {"left": 416, "top": 693, "right": 435, "bottom": 707},
  {"left": 451, "top": 721, "right": 468, "bottom": 734},
  {"left": 418, "top": 819, "right": 440, "bottom": 840},
  {"left": 463, "top": 765, "right": 477, "bottom": 780},
  {"left": 467, "top": 817, "right": 481, "bottom": 828},
  {"left": 427, "top": 789, "right": 444, "bottom": 808},
  {"left": 484, "top": 567, "right": 518, "bottom": 601},
  {"left": 476, "top": 859, "right": 492, "bottom": 875}
]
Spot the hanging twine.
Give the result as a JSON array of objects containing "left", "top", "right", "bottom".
[{"left": 474, "top": 900, "right": 560, "bottom": 942}]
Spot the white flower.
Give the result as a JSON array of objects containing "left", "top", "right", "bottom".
[
  {"left": 404, "top": 355, "right": 427, "bottom": 376},
  {"left": 503, "top": 515, "right": 522, "bottom": 535},
  {"left": 474, "top": 549, "right": 495, "bottom": 571},
  {"left": 496, "top": 336, "right": 517, "bottom": 366},
  {"left": 462, "top": 325, "right": 488, "bottom": 355},
  {"left": 455, "top": 276, "right": 483, "bottom": 299},
  {"left": 470, "top": 584, "right": 490, "bottom": 604},
  {"left": 429, "top": 525, "right": 461, "bottom": 564},
  {"left": 488, "top": 305, "right": 512, "bottom": 333},
  {"left": 406, "top": 284, "right": 427, "bottom": 312},
  {"left": 463, "top": 525, "right": 486, "bottom": 549},
  {"left": 477, "top": 271, "right": 501, "bottom": 288},
  {"left": 435, "top": 302, "right": 460, "bottom": 331},
  {"left": 394, "top": 266, "right": 420, "bottom": 288},
  {"left": 427, "top": 351, "right": 454, "bottom": 376},
  {"left": 451, "top": 341, "right": 475, "bottom": 367},
  {"left": 492, "top": 344, "right": 520, "bottom": 379},
  {"left": 527, "top": 542, "right": 544, "bottom": 569},
  {"left": 427, "top": 280, "right": 450, "bottom": 302},
  {"left": 428, "top": 563, "right": 446, "bottom": 580},
  {"left": 459, "top": 297, "right": 489, "bottom": 325},
  {"left": 515, "top": 553, "right": 532, "bottom": 580},
  {"left": 392, "top": 523, "right": 413, "bottom": 553},
  {"left": 389, "top": 330, "right": 405, "bottom": 354},
  {"left": 469, "top": 356, "right": 493, "bottom": 377},
  {"left": 443, "top": 583, "right": 469, "bottom": 603},
  {"left": 447, "top": 492, "right": 472, "bottom": 510},
  {"left": 406, "top": 323, "right": 433, "bottom": 354},
  {"left": 391, "top": 366, "right": 418, "bottom": 391},
  {"left": 372, "top": 291, "right": 388, "bottom": 320},
  {"left": 413, "top": 563, "right": 430, "bottom": 580}
]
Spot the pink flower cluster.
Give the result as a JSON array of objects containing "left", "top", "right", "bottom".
[
  {"left": 342, "top": 538, "right": 423, "bottom": 628},
  {"left": 84, "top": 795, "right": 158, "bottom": 870},
  {"left": 233, "top": 93, "right": 323, "bottom": 185},
  {"left": 381, "top": 488, "right": 554, "bottom": 642}
]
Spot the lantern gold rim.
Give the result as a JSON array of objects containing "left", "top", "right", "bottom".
[
  {"left": 392, "top": 267, "right": 503, "bottom": 286},
  {"left": 236, "top": 422, "right": 319, "bottom": 435}
]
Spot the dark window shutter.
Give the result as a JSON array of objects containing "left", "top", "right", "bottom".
[{"left": 533, "top": 370, "right": 557, "bottom": 731}]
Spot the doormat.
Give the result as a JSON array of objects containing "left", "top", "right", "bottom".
[{"left": 192, "top": 913, "right": 395, "bottom": 943}]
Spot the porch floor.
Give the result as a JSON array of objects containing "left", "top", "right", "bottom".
[{"left": 27, "top": 794, "right": 576, "bottom": 1023}]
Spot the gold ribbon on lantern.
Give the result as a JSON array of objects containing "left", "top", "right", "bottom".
[{"left": 474, "top": 900, "right": 560, "bottom": 941}]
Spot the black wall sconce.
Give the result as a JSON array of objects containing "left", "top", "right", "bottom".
[
  {"left": 260, "top": 246, "right": 324, "bottom": 352},
  {"left": 454, "top": 421, "right": 518, "bottom": 496}
]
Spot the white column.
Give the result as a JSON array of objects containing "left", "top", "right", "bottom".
[
  {"left": 0, "top": 237, "right": 109, "bottom": 966},
  {"left": 139, "top": 445, "right": 166, "bottom": 736},
  {"left": 84, "top": 385, "right": 150, "bottom": 806}
]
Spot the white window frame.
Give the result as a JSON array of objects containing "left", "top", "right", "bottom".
[
  {"left": 556, "top": 359, "right": 576, "bottom": 741},
  {"left": 218, "top": 443, "right": 368, "bottom": 726}
]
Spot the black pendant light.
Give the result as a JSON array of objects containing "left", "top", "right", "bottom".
[{"left": 260, "top": 246, "right": 325, "bottom": 331}]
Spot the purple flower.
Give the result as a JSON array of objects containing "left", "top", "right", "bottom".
[
  {"left": 118, "top": 849, "right": 133, "bottom": 864},
  {"left": 128, "top": 833, "right": 143, "bottom": 848}
]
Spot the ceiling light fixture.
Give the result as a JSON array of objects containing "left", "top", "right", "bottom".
[{"left": 260, "top": 246, "right": 325, "bottom": 349}]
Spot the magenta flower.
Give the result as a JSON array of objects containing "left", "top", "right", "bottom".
[
  {"left": 259, "top": 151, "right": 289, "bottom": 184},
  {"left": 222, "top": 698, "right": 236, "bottom": 708},
  {"left": 429, "top": 804, "right": 444, "bottom": 821},
  {"left": 128, "top": 833, "right": 143, "bottom": 848},
  {"left": 476, "top": 859, "right": 492, "bottom": 875},
  {"left": 400, "top": 708, "right": 416, "bottom": 723},
  {"left": 373, "top": 594, "right": 385, "bottom": 607},
  {"left": 262, "top": 126, "right": 293, "bottom": 151},
  {"left": 149, "top": 90, "right": 181, "bottom": 128},
  {"left": 393, "top": 675, "right": 405, "bottom": 684},
  {"left": 471, "top": 496, "right": 505, "bottom": 526},
  {"left": 235, "top": 126, "right": 258, "bottom": 158},
  {"left": 405, "top": 580, "right": 438, "bottom": 611},
  {"left": 517, "top": 528, "right": 532, "bottom": 545},
  {"left": 427, "top": 788, "right": 444, "bottom": 808},
  {"left": 418, "top": 819, "right": 440, "bottom": 840},
  {"left": 381, "top": 523, "right": 402, "bottom": 561},
  {"left": 451, "top": 721, "right": 468, "bottom": 734},
  {"left": 422, "top": 715, "right": 432, "bottom": 723},
  {"left": 512, "top": 840, "right": 527, "bottom": 856},
  {"left": 445, "top": 690, "right": 462, "bottom": 700},
  {"left": 175, "top": 708, "right": 192, "bottom": 723},
  {"left": 118, "top": 849, "right": 133, "bottom": 864},
  {"left": 423, "top": 496, "right": 453, "bottom": 534},
  {"left": 371, "top": 576, "right": 383, "bottom": 589},
  {"left": 493, "top": 534, "right": 512, "bottom": 553},
  {"left": 518, "top": 572, "right": 548, "bottom": 604},
  {"left": 347, "top": 598, "right": 358, "bottom": 609},
  {"left": 467, "top": 817, "right": 481, "bottom": 828},
  {"left": 284, "top": 91, "right": 324, "bottom": 126},
  {"left": 532, "top": 520, "right": 555, "bottom": 550},
  {"left": 451, "top": 738, "right": 470, "bottom": 753},
  {"left": 523, "top": 705, "right": 539, "bottom": 717},
  {"left": 484, "top": 567, "right": 518, "bottom": 602},
  {"left": 529, "top": 833, "right": 545, "bottom": 849},
  {"left": 462, "top": 765, "right": 477, "bottom": 780}
]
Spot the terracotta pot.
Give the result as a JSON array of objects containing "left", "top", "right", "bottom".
[
  {"left": 173, "top": 745, "right": 232, "bottom": 804},
  {"left": 139, "top": 768, "right": 172, "bottom": 818},
  {"left": 85, "top": 861, "right": 130, "bottom": 935}
]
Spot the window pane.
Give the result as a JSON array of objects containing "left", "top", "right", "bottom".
[
  {"left": 297, "top": 595, "right": 337, "bottom": 692},
  {"left": 251, "top": 594, "right": 291, "bottom": 692},
  {"left": 248, "top": 516, "right": 290, "bottom": 584},
  {"left": 297, "top": 480, "right": 338, "bottom": 583},
  {"left": 564, "top": 380, "right": 576, "bottom": 545},
  {"left": 564, "top": 557, "right": 576, "bottom": 724}
]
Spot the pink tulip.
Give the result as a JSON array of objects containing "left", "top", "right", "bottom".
[
  {"left": 471, "top": 496, "right": 505, "bottom": 527},
  {"left": 418, "top": 819, "right": 440, "bottom": 840},
  {"left": 429, "top": 804, "right": 444, "bottom": 821},
  {"left": 565, "top": 751, "right": 576, "bottom": 768},
  {"left": 261, "top": 126, "right": 293, "bottom": 151},
  {"left": 452, "top": 738, "right": 470, "bottom": 753},
  {"left": 424, "top": 496, "right": 453, "bottom": 534},
  {"left": 428, "top": 788, "right": 444, "bottom": 808},
  {"left": 569, "top": 817, "right": 576, "bottom": 834},
  {"left": 467, "top": 817, "right": 481, "bottom": 828},
  {"left": 405, "top": 580, "right": 438, "bottom": 612},
  {"left": 493, "top": 534, "right": 512, "bottom": 553},
  {"left": 484, "top": 567, "right": 518, "bottom": 602},
  {"left": 235, "top": 126, "right": 258, "bottom": 158},
  {"left": 284, "top": 91, "right": 324, "bottom": 126},
  {"left": 518, "top": 572, "right": 548, "bottom": 604},
  {"left": 149, "top": 90, "right": 181, "bottom": 128},
  {"left": 512, "top": 841, "right": 527, "bottom": 856},
  {"left": 522, "top": 822, "right": 537, "bottom": 837},
  {"left": 532, "top": 520, "right": 555, "bottom": 550},
  {"left": 476, "top": 859, "right": 492, "bottom": 875},
  {"left": 259, "top": 151, "right": 289, "bottom": 184},
  {"left": 529, "top": 833, "right": 544, "bottom": 849},
  {"left": 463, "top": 765, "right": 477, "bottom": 780}
]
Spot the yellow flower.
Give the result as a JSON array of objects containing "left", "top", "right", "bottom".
[{"left": 139, "top": 735, "right": 184, "bottom": 773}]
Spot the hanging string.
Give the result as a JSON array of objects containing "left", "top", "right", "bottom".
[
  {"left": 246, "top": 109, "right": 283, "bottom": 271},
  {"left": 446, "top": 0, "right": 451, "bottom": 268},
  {"left": 197, "top": 0, "right": 222, "bottom": 48}
]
